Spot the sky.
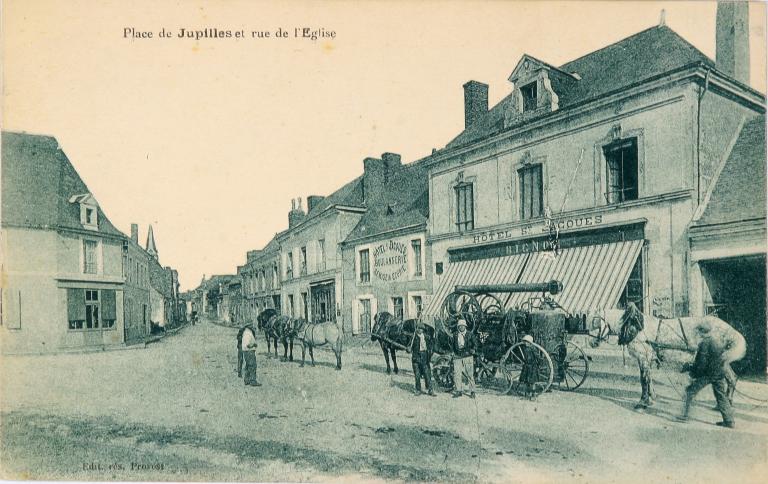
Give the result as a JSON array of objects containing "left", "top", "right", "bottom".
[{"left": 3, "top": 0, "right": 765, "bottom": 291}]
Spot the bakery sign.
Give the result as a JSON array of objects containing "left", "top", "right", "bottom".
[{"left": 373, "top": 240, "right": 408, "bottom": 282}]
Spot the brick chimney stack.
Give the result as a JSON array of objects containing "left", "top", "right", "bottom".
[
  {"left": 288, "top": 197, "right": 306, "bottom": 228},
  {"left": 130, "top": 223, "right": 139, "bottom": 244},
  {"left": 463, "top": 80, "right": 489, "bottom": 129},
  {"left": 716, "top": 1, "right": 750, "bottom": 85}
]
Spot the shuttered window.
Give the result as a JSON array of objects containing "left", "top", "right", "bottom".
[{"left": 68, "top": 288, "right": 116, "bottom": 330}]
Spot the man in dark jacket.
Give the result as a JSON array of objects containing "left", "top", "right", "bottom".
[
  {"left": 452, "top": 319, "right": 477, "bottom": 398},
  {"left": 411, "top": 323, "right": 436, "bottom": 396},
  {"left": 678, "top": 321, "right": 735, "bottom": 428}
]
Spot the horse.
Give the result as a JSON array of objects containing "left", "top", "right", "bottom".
[
  {"left": 257, "top": 309, "right": 279, "bottom": 357},
  {"left": 597, "top": 303, "right": 746, "bottom": 409},
  {"left": 288, "top": 318, "right": 343, "bottom": 370},
  {"left": 272, "top": 315, "right": 296, "bottom": 361},
  {"left": 371, "top": 312, "right": 422, "bottom": 374}
]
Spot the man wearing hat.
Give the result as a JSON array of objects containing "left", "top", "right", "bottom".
[
  {"left": 410, "top": 322, "right": 436, "bottom": 396},
  {"left": 678, "top": 321, "right": 735, "bottom": 428},
  {"left": 452, "top": 319, "right": 477, "bottom": 398}
]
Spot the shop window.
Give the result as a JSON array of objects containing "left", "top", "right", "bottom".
[
  {"left": 521, "top": 82, "right": 538, "bottom": 112},
  {"left": 392, "top": 297, "right": 404, "bottom": 320},
  {"left": 359, "top": 249, "right": 371, "bottom": 283},
  {"left": 619, "top": 256, "right": 644, "bottom": 312},
  {"left": 455, "top": 182, "right": 474, "bottom": 231},
  {"left": 359, "top": 299, "right": 372, "bottom": 333},
  {"left": 604, "top": 138, "right": 638, "bottom": 203},
  {"left": 67, "top": 289, "right": 116, "bottom": 330},
  {"left": 519, "top": 164, "right": 543, "bottom": 220},
  {"left": 300, "top": 246, "right": 307, "bottom": 275},
  {"left": 83, "top": 239, "right": 98, "bottom": 274},
  {"left": 411, "top": 239, "right": 423, "bottom": 277}
]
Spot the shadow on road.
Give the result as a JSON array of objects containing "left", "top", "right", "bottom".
[{"left": 0, "top": 411, "right": 477, "bottom": 482}]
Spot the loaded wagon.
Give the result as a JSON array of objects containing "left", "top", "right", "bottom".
[{"left": 430, "top": 280, "right": 591, "bottom": 396}]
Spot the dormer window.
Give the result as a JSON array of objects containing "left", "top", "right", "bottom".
[
  {"left": 521, "top": 82, "right": 538, "bottom": 111},
  {"left": 69, "top": 193, "right": 99, "bottom": 230}
]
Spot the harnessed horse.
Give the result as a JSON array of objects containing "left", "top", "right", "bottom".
[
  {"left": 287, "top": 318, "right": 343, "bottom": 370},
  {"left": 594, "top": 303, "right": 746, "bottom": 408}
]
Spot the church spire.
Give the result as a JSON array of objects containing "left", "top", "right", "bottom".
[{"left": 146, "top": 224, "right": 158, "bottom": 260}]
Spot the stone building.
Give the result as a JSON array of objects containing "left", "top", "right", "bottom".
[
  {"left": 240, "top": 233, "right": 283, "bottom": 322},
  {"left": 1, "top": 132, "right": 139, "bottom": 352},
  {"left": 123, "top": 224, "right": 152, "bottom": 344},
  {"left": 278, "top": 190, "right": 366, "bottom": 324},
  {"left": 340, "top": 156, "right": 431, "bottom": 333},
  {"left": 688, "top": 115, "right": 766, "bottom": 373},
  {"left": 420, "top": 13, "right": 764, "bottom": 372}
]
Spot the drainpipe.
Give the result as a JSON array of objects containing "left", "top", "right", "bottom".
[{"left": 696, "top": 68, "right": 711, "bottom": 205}]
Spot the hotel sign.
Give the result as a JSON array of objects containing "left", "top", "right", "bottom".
[
  {"left": 373, "top": 240, "right": 408, "bottom": 282},
  {"left": 472, "top": 215, "right": 604, "bottom": 245},
  {"left": 451, "top": 221, "right": 644, "bottom": 263}
]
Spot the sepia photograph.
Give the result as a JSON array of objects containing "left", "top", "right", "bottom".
[{"left": 1, "top": 0, "right": 767, "bottom": 482}]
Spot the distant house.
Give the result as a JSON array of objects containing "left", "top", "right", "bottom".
[{"left": 1, "top": 132, "right": 136, "bottom": 352}]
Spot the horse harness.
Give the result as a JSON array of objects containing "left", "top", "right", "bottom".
[{"left": 650, "top": 317, "right": 693, "bottom": 353}]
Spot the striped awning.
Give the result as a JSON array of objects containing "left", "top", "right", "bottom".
[
  {"left": 423, "top": 253, "right": 529, "bottom": 318},
  {"left": 505, "top": 240, "right": 643, "bottom": 313},
  {"left": 425, "top": 239, "right": 643, "bottom": 318}
]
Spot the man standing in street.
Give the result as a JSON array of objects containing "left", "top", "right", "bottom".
[
  {"left": 678, "top": 321, "right": 735, "bottom": 428},
  {"left": 411, "top": 322, "right": 437, "bottom": 396},
  {"left": 241, "top": 324, "right": 262, "bottom": 387},
  {"left": 452, "top": 319, "right": 476, "bottom": 399}
]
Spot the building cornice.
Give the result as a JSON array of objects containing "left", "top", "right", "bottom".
[{"left": 340, "top": 223, "right": 427, "bottom": 248}]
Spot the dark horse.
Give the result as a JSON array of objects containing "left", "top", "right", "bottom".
[
  {"left": 372, "top": 312, "right": 440, "bottom": 374},
  {"left": 257, "top": 309, "right": 279, "bottom": 357}
]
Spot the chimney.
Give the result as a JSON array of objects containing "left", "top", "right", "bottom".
[
  {"left": 716, "top": 1, "right": 750, "bottom": 85},
  {"left": 288, "top": 197, "right": 306, "bottom": 228},
  {"left": 307, "top": 195, "right": 325, "bottom": 213},
  {"left": 463, "top": 80, "right": 489, "bottom": 129},
  {"left": 130, "top": 223, "right": 139, "bottom": 244},
  {"left": 362, "top": 152, "right": 401, "bottom": 204}
]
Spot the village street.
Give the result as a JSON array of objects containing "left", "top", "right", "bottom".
[{"left": 2, "top": 319, "right": 767, "bottom": 483}]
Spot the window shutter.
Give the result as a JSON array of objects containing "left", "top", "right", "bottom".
[
  {"left": 102, "top": 289, "right": 117, "bottom": 320},
  {"left": 67, "top": 288, "right": 86, "bottom": 321}
]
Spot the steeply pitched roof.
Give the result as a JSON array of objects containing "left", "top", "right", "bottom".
[
  {"left": 447, "top": 25, "right": 714, "bottom": 148},
  {"left": 344, "top": 161, "right": 429, "bottom": 244},
  {"left": 2, "top": 131, "right": 123, "bottom": 237},
  {"left": 694, "top": 115, "right": 766, "bottom": 227},
  {"left": 304, "top": 176, "right": 365, "bottom": 220}
]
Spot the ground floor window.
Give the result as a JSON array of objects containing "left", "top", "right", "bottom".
[
  {"left": 392, "top": 296, "right": 404, "bottom": 320},
  {"left": 67, "top": 288, "right": 116, "bottom": 330},
  {"left": 358, "top": 299, "right": 372, "bottom": 333},
  {"left": 619, "top": 255, "right": 644, "bottom": 312},
  {"left": 411, "top": 295, "right": 423, "bottom": 318}
]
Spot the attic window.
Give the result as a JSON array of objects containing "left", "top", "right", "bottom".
[
  {"left": 521, "top": 82, "right": 538, "bottom": 112},
  {"left": 69, "top": 193, "right": 98, "bottom": 230}
]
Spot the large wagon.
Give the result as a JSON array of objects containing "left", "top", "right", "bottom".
[{"left": 430, "top": 280, "right": 591, "bottom": 396}]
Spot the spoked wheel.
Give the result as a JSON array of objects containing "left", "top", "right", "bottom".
[
  {"left": 503, "top": 341, "right": 554, "bottom": 396},
  {"left": 431, "top": 355, "right": 454, "bottom": 392},
  {"left": 552, "top": 341, "right": 589, "bottom": 391},
  {"left": 439, "top": 291, "right": 482, "bottom": 333},
  {"left": 475, "top": 358, "right": 513, "bottom": 395}
]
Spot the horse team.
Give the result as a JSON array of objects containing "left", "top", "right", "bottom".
[
  {"left": 256, "top": 308, "right": 343, "bottom": 370},
  {"left": 245, "top": 301, "right": 748, "bottom": 428}
]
